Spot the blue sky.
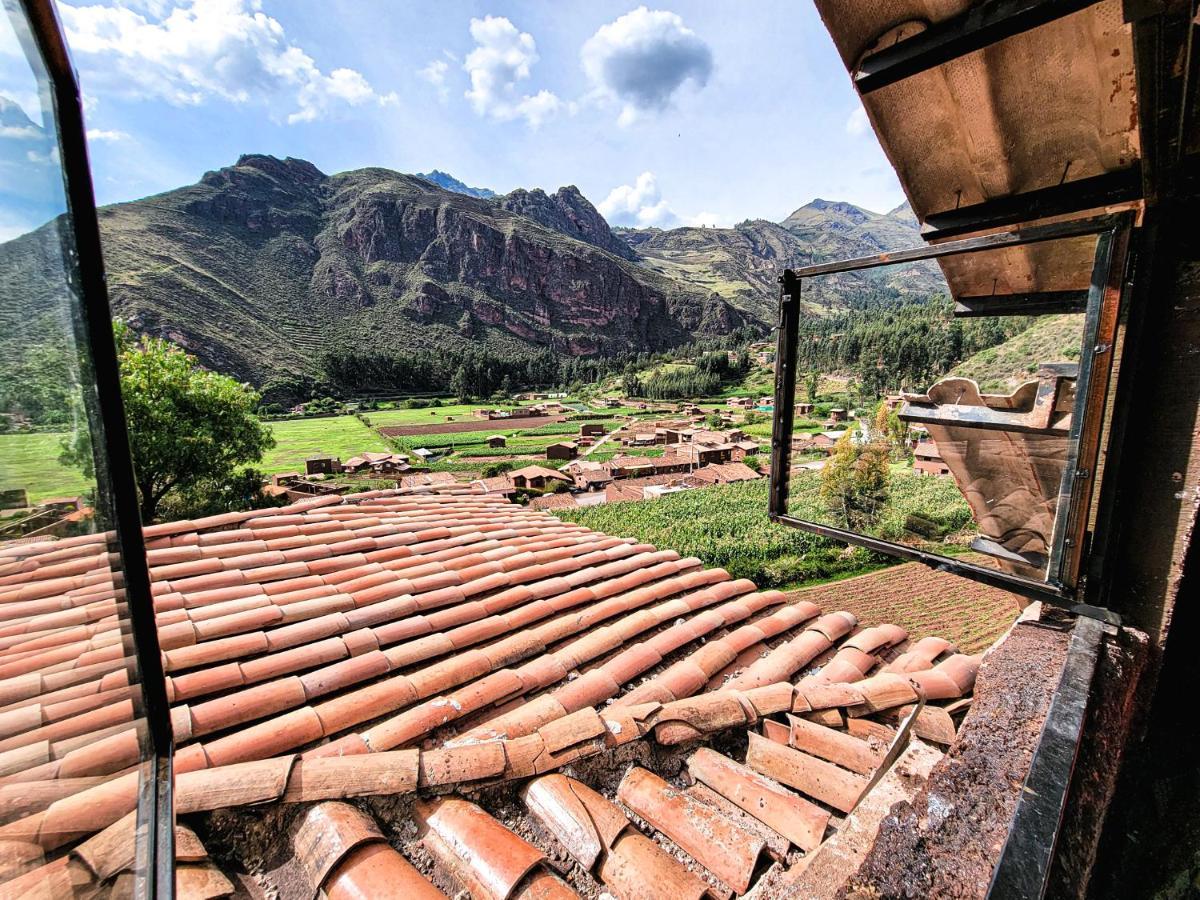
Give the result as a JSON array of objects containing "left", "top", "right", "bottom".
[{"left": 3, "top": 1, "right": 905, "bottom": 234}]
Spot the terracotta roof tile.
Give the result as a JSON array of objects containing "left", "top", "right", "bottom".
[
  {"left": 0, "top": 486, "right": 990, "bottom": 889},
  {"left": 617, "top": 766, "right": 766, "bottom": 894},
  {"left": 414, "top": 796, "right": 571, "bottom": 900}
]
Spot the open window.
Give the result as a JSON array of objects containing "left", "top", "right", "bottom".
[{"left": 768, "top": 213, "right": 1132, "bottom": 607}]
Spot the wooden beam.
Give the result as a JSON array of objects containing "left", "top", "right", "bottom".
[
  {"left": 953, "top": 290, "right": 1090, "bottom": 317},
  {"left": 854, "top": 0, "right": 1103, "bottom": 94}
]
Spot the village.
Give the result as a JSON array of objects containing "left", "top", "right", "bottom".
[{"left": 257, "top": 388, "right": 951, "bottom": 515}]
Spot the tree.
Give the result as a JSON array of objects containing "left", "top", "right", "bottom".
[
  {"left": 450, "top": 365, "right": 470, "bottom": 402},
  {"left": 820, "top": 428, "right": 890, "bottom": 531},
  {"left": 806, "top": 371, "right": 820, "bottom": 403},
  {"left": 64, "top": 325, "right": 275, "bottom": 522}
]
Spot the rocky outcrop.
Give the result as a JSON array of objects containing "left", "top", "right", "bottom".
[
  {"left": 499, "top": 185, "right": 637, "bottom": 260},
  {"left": 0, "top": 155, "right": 743, "bottom": 384}
]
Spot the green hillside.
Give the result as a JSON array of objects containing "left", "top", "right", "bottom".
[
  {"left": 0, "top": 155, "right": 741, "bottom": 393},
  {"left": 951, "top": 314, "right": 1083, "bottom": 392}
]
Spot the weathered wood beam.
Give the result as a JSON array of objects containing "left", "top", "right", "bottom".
[
  {"left": 854, "top": 0, "right": 1104, "bottom": 94},
  {"left": 954, "top": 290, "right": 1090, "bottom": 318}
]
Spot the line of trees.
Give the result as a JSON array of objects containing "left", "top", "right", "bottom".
[
  {"left": 793, "top": 295, "right": 1029, "bottom": 397},
  {"left": 620, "top": 349, "right": 752, "bottom": 400}
]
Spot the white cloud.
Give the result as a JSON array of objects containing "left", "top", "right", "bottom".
[
  {"left": 0, "top": 125, "right": 41, "bottom": 139},
  {"left": 463, "top": 15, "right": 561, "bottom": 129},
  {"left": 418, "top": 58, "right": 449, "bottom": 100},
  {"left": 687, "top": 211, "right": 730, "bottom": 228},
  {"left": 26, "top": 146, "right": 60, "bottom": 166},
  {"left": 845, "top": 105, "right": 869, "bottom": 135},
  {"left": 86, "top": 128, "right": 131, "bottom": 142},
  {"left": 582, "top": 7, "right": 713, "bottom": 126},
  {"left": 58, "top": 0, "right": 398, "bottom": 124},
  {"left": 598, "top": 171, "right": 679, "bottom": 228}
]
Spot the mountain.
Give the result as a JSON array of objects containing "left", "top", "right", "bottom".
[
  {"left": 618, "top": 199, "right": 945, "bottom": 323},
  {"left": 779, "top": 198, "right": 924, "bottom": 257},
  {"left": 414, "top": 170, "right": 495, "bottom": 199},
  {"left": 0, "top": 155, "right": 742, "bottom": 387},
  {"left": 499, "top": 185, "right": 637, "bottom": 261}
]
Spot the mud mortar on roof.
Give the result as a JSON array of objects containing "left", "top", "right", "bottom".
[{"left": 841, "top": 621, "right": 1071, "bottom": 898}]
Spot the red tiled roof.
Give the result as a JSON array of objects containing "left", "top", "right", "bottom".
[{"left": 0, "top": 487, "right": 992, "bottom": 896}]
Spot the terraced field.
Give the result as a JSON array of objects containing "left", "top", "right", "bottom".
[{"left": 788, "top": 559, "right": 1023, "bottom": 653}]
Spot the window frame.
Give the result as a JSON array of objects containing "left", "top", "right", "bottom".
[
  {"left": 12, "top": 0, "right": 176, "bottom": 893},
  {"left": 768, "top": 212, "right": 1133, "bottom": 613}
]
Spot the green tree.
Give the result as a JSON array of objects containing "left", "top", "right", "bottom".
[
  {"left": 450, "top": 365, "right": 470, "bottom": 402},
  {"left": 820, "top": 428, "right": 890, "bottom": 531},
  {"left": 63, "top": 325, "right": 275, "bottom": 522},
  {"left": 806, "top": 371, "right": 820, "bottom": 402}
]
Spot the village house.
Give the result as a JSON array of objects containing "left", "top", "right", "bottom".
[
  {"left": 486, "top": 435, "right": 506, "bottom": 449},
  {"left": 508, "top": 465, "right": 572, "bottom": 491},
  {"left": 527, "top": 492, "right": 580, "bottom": 511},
  {"left": 795, "top": 402, "right": 814, "bottom": 415},
  {"left": 626, "top": 432, "right": 658, "bottom": 447},
  {"left": 731, "top": 440, "right": 760, "bottom": 460},
  {"left": 341, "top": 451, "right": 413, "bottom": 475},
  {"left": 579, "top": 423, "right": 606, "bottom": 437},
  {"left": 828, "top": 407, "right": 848, "bottom": 422},
  {"left": 398, "top": 472, "right": 457, "bottom": 490},
  {"left": 561, "top": 459, "right": 612, "bottom": 488},
  {"left": 304, "top": 454, "right": 341, "bottom": 476},
  {"left": 604, "top": 455, "right": 658, "bottom": 479},
  {"left": 913, "top": 439, "right": 952, "bottom": 477},
  {"left": 726, "top": 397, "right": 754, "bottom": 409},
  {"left": 545, "top": 441, "right": 579, "bottom": 461}
]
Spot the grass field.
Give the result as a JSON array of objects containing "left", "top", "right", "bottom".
[
  {"left": 367, "top": 404, "right": 508, "bottom": 427},
  {"left": 0, "top": 432, "right": 94, "bottom": 503},
  {"left": 555, "top": 473, "right": 974, "bottom": 589},
  {"left": 260, "top": 416, "right": 389, "bottom": 474}
]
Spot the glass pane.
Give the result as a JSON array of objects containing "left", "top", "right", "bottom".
[
  {"left": 782, "top": 234, "right": 1103, "bottom": 584},
  {"left": 0, "top": 4, "right": 155, "bottom": 892}
]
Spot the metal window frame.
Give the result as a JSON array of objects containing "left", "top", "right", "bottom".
[
  {"left": 12, "top": 0, "right": 175, "bottom": 894},
  {"left": 769, "top": 212, "right": 1133, "bottom": 614}
]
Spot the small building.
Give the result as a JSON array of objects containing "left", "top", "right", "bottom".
[
  {"left": 270, "top": 472, "right": 301, "bottom": 487},
  {"left": 913, "top": 440, "right": 952, "bottom": 477},
  {"left": 579, "top": 423, "right": 607, "bottom": 437},
  {"left": 693, "top": 443, "right": 735, "bottom": 465},
  {"left": 795, "top": 402, "right": 814, "bottom": 415},
  {"left": 509, "top": 465, "right": 572, "bottom": 491},
  {"left": 528, "top": 493, "right": 580, "bottom": 511},
  {"left": 546, "top": 441, "right": 579, "bottom": 461},
  {"left": 562, "top": 460, "right": 612, "bottom": 490},
  {"left": 0, "top": 488, "right": 29, "bottom": 509},
  {"left": 628, "top": 432, "right": 658, "bottom": 447},
  {"left": 731, "top": 441, "right": 760, "bottom": 460},
  {"left": 726, "top": 397, "right": 754, "bottom": 409},
  {"left": 810, "top": 431, "right": 848, "bottom": 453},
  {"left": 412, "top": 448, "right": 435, "bottom": 461},
  {"left": 829, "top": 408, "right": 848, "bottom": 422},
  {"left": 305, "top": 454, "right": 341, "bottom": 476},
  {"left": 486, "top": 435, "right": 507, "bottom": 448},
  {"left": 604, "top": 456, "right": 657, "bottom": 479},
  {"left": 398, "top": 472, "right": 457, "bottom": 489},
  {"left": 474, "top": 475, "right": 517, "bottom": 497},
  {"left": 341, "top": 456, "right": 370, "bottom": 474}
]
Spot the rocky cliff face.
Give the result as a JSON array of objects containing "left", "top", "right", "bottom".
[
  {"left": 498, "top": 185, "right": 637, "bottom": 261},
  {"left": 0, "top": 155, "right": 742, "bottom": 385}
]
